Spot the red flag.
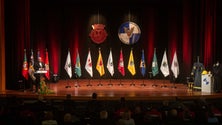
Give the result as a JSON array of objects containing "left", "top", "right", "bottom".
[
  {"left": 118, "top": 49, "right": 125, "bottom": 76},
  {"left": 22, "top": 49, "right": 29, "bottom": 80},
  {"left": 45, "top": 49, "right": 50, "bottom": 80}
]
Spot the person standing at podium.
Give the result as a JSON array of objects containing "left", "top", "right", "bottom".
[
  {"left": 212, "top": 61, "right": 222, "bottom": 93},
  {"left": 34, "top": 57, "right": 45, "bottom": 93}
]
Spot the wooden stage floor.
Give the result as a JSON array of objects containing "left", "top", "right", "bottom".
[{"left": 1, "top": 79, "right": 222, "bottom": 101}]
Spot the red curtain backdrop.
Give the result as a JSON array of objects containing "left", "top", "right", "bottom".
[{"left": 4, "top": 0, "right": 220, "bottom": 89}]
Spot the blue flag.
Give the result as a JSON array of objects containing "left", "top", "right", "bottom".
[
  {"left": 152, "top": 48, "right": 159, "bottom": 77},
  {"left": 140, "top": 49, "right": 146, "bottom": 77}
]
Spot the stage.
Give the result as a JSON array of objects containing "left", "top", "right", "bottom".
[{"left": 1, "top": 79, "right": 222, "bottom": 101}]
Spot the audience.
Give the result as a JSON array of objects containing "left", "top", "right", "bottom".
[{"left": 0, "top": 96, "right": 222, "bottom": 125}]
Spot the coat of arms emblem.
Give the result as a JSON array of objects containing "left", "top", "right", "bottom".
[{"left": 89, "top": 24, "right": 108, "bottom": 44}]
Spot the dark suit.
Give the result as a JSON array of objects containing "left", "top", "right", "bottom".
[
  {"left": 191, "top": 62, "right": 205, "bottom": 87},
  {"left": 34, "top": 61, "right": 45, "bottom": 93},
  {"left": 212, "top": 63, "right": 222, "bottom": 92}
]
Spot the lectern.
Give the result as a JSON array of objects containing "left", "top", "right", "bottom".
[
  {"left": 201, "top": 74, "right": 213, "bottom": 93},
  {"left": 35, "top": 70, "right": 47, "bottom": 94}
]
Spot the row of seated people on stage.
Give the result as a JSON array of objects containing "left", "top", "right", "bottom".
[
  {"left": 191, "top": 57, "right": 222, "bottom": 93},
  {"left": 0, "top": 94, "right": 222, "bottom": 125}
]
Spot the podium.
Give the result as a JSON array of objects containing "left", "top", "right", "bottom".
[
  {"left": 201, "top": 74, "right": 213, "bottom": 93},
  {"left": 35, "top": 70, "right": 47, "bottom": 94}
]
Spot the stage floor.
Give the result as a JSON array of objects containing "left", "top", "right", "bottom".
[{"left": 1, "top": 79, "right": 222, "bottom": 101}]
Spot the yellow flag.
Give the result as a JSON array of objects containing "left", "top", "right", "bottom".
[
  {"left": 127, "top": 49, "right": 136, "bottom": 75},
  {"left": 96, "top": 48, "right": 105, "bottom": 76}
]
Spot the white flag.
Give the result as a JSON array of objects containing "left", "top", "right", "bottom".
[
  {"left": 107, "top": 49, "right": 114, "bottom": 76},
  {"left": 64, "top": 50, "right": 72, "bottom": 78},
  {"left": 171, "top": 51, "right": 179, "bottom": 78},
  {"left": 160, "top": 50, "right": 169, "bottom": 77},
  {"left": 85, "top": 50, "right": 93, "bottom": 77}
]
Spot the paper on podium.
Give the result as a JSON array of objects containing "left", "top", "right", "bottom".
[{"left": 35, "top": 70, "right": 47, "bottom": 74}]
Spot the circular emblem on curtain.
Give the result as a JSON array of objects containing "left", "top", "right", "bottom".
[
  {"left": 89, "top": 24, "right": 108, "bottom": 44},
  {"left": 118, "top": 22, "right": 141, "bottom": 45}
]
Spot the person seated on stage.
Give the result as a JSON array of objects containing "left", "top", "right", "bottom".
[
  {"left": 212, "top": 61, "right": 222, "bottom": 93},
  {"left": 34, "top": 57, "right": 45, "bottom": 93}
]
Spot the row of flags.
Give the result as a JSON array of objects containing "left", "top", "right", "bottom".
[
  {"left": 22, "top": 48, "right": 179, "bottom": 80},
  {"left": 64, "top": 48, "right": 179, "bottom": 79},
  {"left": 22, "top": 49, "right": 50, "bottom": 80},
  {"left": 152, "top": 49, "right": 180, "bottom": 78}
]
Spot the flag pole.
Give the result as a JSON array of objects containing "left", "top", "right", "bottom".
[
  {"left": 130, "top": 76, "right": 135, "bottom": 86},
  {"left": 171, "top": 76, "right": 177, "bottom": 89},
  {"left": 74, "top": 73, "right": 80, "bottom": 88},
  {"left": 161, "top": 76, "right": 167, "bottom": 88},
  {"left": 87, "top": 78, "right": 92, "bottom": 87},
  {"left": 65, "top": 49, "right": 71, "bottom": 88},
  {"left": 152, "top": 48, "right": 158, "bottom": 87},
  {"left": 65, "top": 78, "right": 71, "bottom": 88},
  {"left": 108, "top": 76, "right": 113, "bottom": 86},
  {"left": 141, "top": 76, "right": 146, "bottom": 87},
  {"left": 97, "top": 76, "right": 103, "bottom": 86}
]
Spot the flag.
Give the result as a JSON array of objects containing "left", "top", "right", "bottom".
[
  {"left": 64, "top": 50, "right": 72, "bottom": 78},
  {"left": 75, "top": 49, "right": 82, "bottom": 77},
  {"left": 37, "top": 49, "right": 40, "bottom": 60},
  {"left": 96, "top": 48, "right": 105, "bottom": 76},
  {"left": 22, "top": 49, "right": 29, "bottom": 80},
  {"left": 160, "top": 50, "right": 169, "bottom": 77},
  {"left": 107, "top": 48, "right": 114, "bottom": 76},
  {"left": 45, "top": 49, "right": 50, "bottom": 80},
  {"left": 85, "top": 49, "right": 93, "bottom": 77},
  {"left": 140, "top": 49, "right": 146, "bottom": 77},
  {"left": 28, "top": 49, "right": 36, "bottom": 81},
  {"left": 118, "top": 49, "right": 125, "bottom": 76},
  {"left": 127, "top": 49, "right": 136, "bottom": 76},
  {"left": 171, "top": 51, "right": 179, "bottom": 78},
  {"left": 152, "top": 48, "right": 159, "bottom": 77}
]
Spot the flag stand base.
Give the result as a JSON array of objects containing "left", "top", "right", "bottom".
[
  {"left": 108, "top": 79, "right": 113, "bottom": 86},
  {"left": 118, "top": 79, "right": 124, "bottom": 86},
  {"left": 140, "top": 78, "right": 146, "bottom": 87},
  {"left": 87, "top": 79, "right": 92, "bottom": 87},
  {"left": 97, "top": 78, "right": 103, "bottom": 86},
  {"left": 74, "top": 79, "right": 80, "bottom": 88},
  {"left": 161, "top": 77, "right": 168, "bottom": 88},
  {"left": 65, "top": 86, "right": 71, "bottom": 88},
  {"left": 65, "top": 80, "right": 71, "bottom": 88}
]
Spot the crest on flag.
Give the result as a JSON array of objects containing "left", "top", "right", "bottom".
[
  {"left": 22, "top": 49, "right": 29, "bottom": 80},
  {"left": 118, "top": 49, "right": 125, "bottom": 76},
  {"left": 140, "top": 49, "right": 146, "bottom": 77},
  {"left": 171, "top": 51, "right": 179, "bottom": 78},
  {"left": 85, "top": 49, "right": 93, "bottom": 77},
  {"left": 75, "top": 49, "right": 82, "bottom": 77},
  {"left": 96, "top": 48, "right": 105, "bottom": 76},
  {"left": 28, "top": 49, "right": 36, "bottom": 81},
  {"left": 118, "top": 22, "right": 141, "bottom": 45},
  {"left": 127, "top": 49, "right": 136, "bottom": 76},
  {"left": 160, "top": 50, "right": 169, "bottom": 77},
  {"left": 89, "top": 24, "right": 108, "bottom": 44},
  {"left": 64, "top": 50, "right": 72, "bottom": 78},
  {"left": 152, "top": 48, "right": 159, "bottom": 77},
  {"left": 45, "top": 49, "right": 50, "bottom": 80},
  {"left": 107, "top": 48, "right": 114, "bottom": 76}
]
